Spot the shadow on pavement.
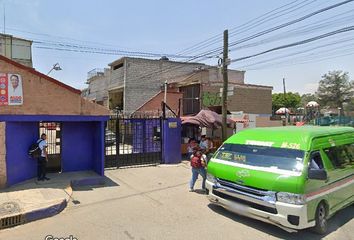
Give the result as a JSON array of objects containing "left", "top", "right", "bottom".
[
  {"left": 208, "top": 203, "right": 354, "bottom": 240},
  {"left": 71, "top": 176, "right": 119, "bottom": 191}
]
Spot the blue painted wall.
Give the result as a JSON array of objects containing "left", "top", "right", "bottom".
[
  {"left": 4, "top": 118, "right": 106, "bottom": 187},
  {"left": 163, "top": 118, "right": 182, "bottom": 164},
  {"left": 6, "top": 122, "right": 38, "bottom": 186},
  {"left": 61, "top": 122, "right": 94, "bottom": 173},
  {"left": 93, "top": 121, "right": 105, "bottom": 175}
]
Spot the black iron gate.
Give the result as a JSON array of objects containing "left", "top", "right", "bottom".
[
  {"left": 105, "top": 115, "right": 163, "bottom": 168},
  {"left": 39, "top": 122, "right": 62, "bottom": 172}
]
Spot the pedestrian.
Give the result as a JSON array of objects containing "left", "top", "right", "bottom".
[
  {"left": 189, "top": 147, "right": 207, "bottom": 192},
  {"left": 187, "top": 138, "right": 197, "bottom": 159},
  {"left": 37, "top": 133, "right": 50, "bottom": 181},
  {"left": 199, "top": 135, "right": 211, "bottom": 154}
]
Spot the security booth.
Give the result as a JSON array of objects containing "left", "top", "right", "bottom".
[{"left": 0, "top": 55, "right": 109, "bottom": 188}]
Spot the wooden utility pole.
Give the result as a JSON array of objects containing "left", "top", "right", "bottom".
[{"left": 222, "top": 29, "right": 229, "bottom": 141}]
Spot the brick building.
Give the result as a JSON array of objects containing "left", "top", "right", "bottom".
[
  {"left": 0, "top": 55, "right": 109, "bottom": 188},
  {"left": 0, "top": 33, "right": 33, "bottom": 67}
]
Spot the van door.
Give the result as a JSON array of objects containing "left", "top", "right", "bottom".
[{"left": 322, "top": 144, "right": 354, "bottom": 211}]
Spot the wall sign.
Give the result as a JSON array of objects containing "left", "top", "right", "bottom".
[
  {"left": 0, "top": 73, "right": 23, "bottom": 106},
  {"left": 168, "top": 122, "right": 177, "bottom": 128}
]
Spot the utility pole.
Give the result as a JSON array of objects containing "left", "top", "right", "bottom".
[
  {"left": 283, "top": 77, "right": 288, "bottom": 125},
  {"left": 222, "top": 30, "right": 229, "bottom": 141}
]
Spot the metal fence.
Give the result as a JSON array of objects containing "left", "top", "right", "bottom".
[
  {"left": 314, "top": 116, "right": 354, "bottom": 127},
  {"left": 105, "top": 114, "right": 163, "bottom": 168},
  {"left": 39, "top": 122, "right": 62, "bottom": 172}
]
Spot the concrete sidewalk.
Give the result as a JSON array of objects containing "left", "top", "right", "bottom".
[{"left": 0, "top": 171, "right": 100, "bottom": 229}]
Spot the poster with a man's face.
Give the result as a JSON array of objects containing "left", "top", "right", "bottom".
[{"left": 0, "top": 73, "right": 23, "bottom": 106}]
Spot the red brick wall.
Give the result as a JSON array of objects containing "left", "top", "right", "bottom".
[
  {"left": 201, "top": 84, "right": 272, "bottom": 115},
  {"left": 136, "top": 92, "right": 183, "bottom": 114},
  {"left": 0, "top": 58, "right": 109, "bottom": 116}
]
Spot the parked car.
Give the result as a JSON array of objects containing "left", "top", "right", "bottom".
[
  {"left": 105, "top": 130, "right": 116, "bottom": 146},
  {"left": 206, "top": 126, "right": 354, "bottom": 234}
]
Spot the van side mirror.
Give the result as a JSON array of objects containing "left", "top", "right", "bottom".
[{"left": 308, "top": 168, "right": 327, "bottom": 180}]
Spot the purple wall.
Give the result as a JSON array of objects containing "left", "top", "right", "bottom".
[
  {"left": 93, "top": 121, "right": 105, "bottom": 175},
  {"left": 6, "top": 122, "right": 38, "bottom": 186},
  {"left": 61, "top": 121, "right": 105, "bottom": 176},
  {"left": 62, "top": 122, "right": 94, "bottom": 173},
  {"left": 163, "top": 118, "right": 181, "bottom": 164},
  {"left": 2, "top": 116, "right": 107, "bottom": 187}
]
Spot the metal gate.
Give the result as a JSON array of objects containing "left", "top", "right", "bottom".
[
  {"left": 105, "top": 115, "right": 163, "bottom": 168},
  {"left": 39, "top": 122, "right": 62, "bottom": 172}
]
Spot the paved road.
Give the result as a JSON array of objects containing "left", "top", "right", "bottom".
[{"left": 1, "top": 163, "right": 353, "bottom": 240}]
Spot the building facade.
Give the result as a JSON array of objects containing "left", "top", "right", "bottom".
[
  {"left": 83, "top": 68, "right": 110, "bottom": 108},
  {"left": 0, "top": 55, "right": 109, "bottom": 188},
  {"left": 0, "top": 33, "right": 32, "bottom": 67}
]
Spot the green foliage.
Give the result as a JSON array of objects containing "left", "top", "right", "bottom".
[
  {"left": 317, "top": 71, "right": 354, "bottom": 113},
  {"left": 272, "top": 92, "right": 301, "bottom": 111},
  {"left": 301, "top": 93, "right": 318, "bottom": 107}
]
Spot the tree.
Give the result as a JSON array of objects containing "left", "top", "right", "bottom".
[
  {"left": 272, "top": 92, "right": 301, "bottom": 112},
  {"left": 317, "top": 71, "right": 354, "bottom": 115},
  {"left": 301, "top": 93, "right": 318, "bottom": 107}
]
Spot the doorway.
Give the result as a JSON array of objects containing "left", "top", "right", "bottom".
[{"left": 39, "top": 122, "right": 62, "bottom": 172}]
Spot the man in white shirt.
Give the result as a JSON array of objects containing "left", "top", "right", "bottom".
[
  {"left": 37, "top": 133, "right": 50, "bottom": 181},
  {"left": 8, "top": 74, "right": 23, "bottom": 105}
]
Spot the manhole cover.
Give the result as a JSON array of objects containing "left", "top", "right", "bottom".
[{"left": 0, "top": 202, "right": 21, "bottom": 216}]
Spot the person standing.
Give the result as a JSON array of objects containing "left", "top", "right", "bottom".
[
  {"left": 37, "top": 133, "right": 50, "bottom": 181},
  {"left": 189, "top": 147, "right": 207, "bottom": 192},
  {"left": 199, "top": 135, "right": 209, "bottom": 153}
]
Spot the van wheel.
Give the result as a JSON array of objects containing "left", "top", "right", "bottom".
[{"left": 313, "top": 202, "right": 328, "bottom": 235}]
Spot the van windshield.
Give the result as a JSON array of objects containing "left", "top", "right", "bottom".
[{"left": 215, "top": 143, "right": 305, "bottom": 173}]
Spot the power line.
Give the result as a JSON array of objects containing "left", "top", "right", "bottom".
[
  {"left": 176, "top": 0, "right": 313, "bottom": 56},
  {"left": 230, "top": 26, "right": 354, "bottom": 63},
  {"left": 190, "top": 0, "right": 354, "bottom": 60},
  {"left": 234, "top": 36, "right": 354, "bottom": 69},
  {"left": 245, "top": 50, "right": 354, "bottom": 71},
  {"left": 229, "top": 9, "right": 354, "bottom": 52},
  {"left": 177, "top": 0, "right": 317, "bottom": 57}
]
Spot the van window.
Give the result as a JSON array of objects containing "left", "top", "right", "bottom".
[
  {"left": 215, "top": 144, "right": 305, "bottom": 172},
  {"left": 324, "top": 143, "right": 354, "bottom": 168},
  {"left": 309, "top": 151, "right": 324, "bottom": 170}
]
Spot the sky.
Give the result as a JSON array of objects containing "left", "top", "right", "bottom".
[{"left": 2, "top": 0, "right": 354, "bottom": 94}]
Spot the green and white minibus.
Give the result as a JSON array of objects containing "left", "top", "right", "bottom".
[{"left": 206, "top": 126, "right": 354, "bottom": 234}]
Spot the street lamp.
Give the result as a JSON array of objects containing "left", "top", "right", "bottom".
[{"left": 47, "top": 63, "right": 62, "bottom": 75}]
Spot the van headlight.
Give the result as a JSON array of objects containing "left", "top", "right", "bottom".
[
  {"left": 276, "top": 192, "right": 306, "bottom": 205},
  {"left": 207, "top": 173, "right": 217, "bottom": 184}
]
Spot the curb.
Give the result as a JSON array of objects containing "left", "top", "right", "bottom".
[
  {"left": 0, "top": 176, "right": 103, "bottom": 229},
  {"left": 24, "top": 199, "right": 67, "bottom": 223}
]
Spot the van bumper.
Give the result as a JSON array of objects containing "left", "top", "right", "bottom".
[{"left": 206, "top": 180, "right": 315, "bottom": 232}]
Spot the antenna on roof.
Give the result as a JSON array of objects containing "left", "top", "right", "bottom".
[{"left": 3, "top": 3, "right": 5, "bottom": 34}]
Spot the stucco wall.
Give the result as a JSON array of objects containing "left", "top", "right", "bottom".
[
  {"left": 0, "top": 58, "right": 109, "bottom": 116},
  {"left": 123, "top": 58, "right": 203, "bottom": 113},
  {"left": 202, "top": 84, "right": 273, "bottom": 115},
  {"left": 0, "top": 122, "right": 6, "bottom": 187}
]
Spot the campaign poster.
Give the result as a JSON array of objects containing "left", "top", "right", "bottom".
[
  {"left": 0, "top": 73, "right": 23, "bottom": 106},
  {"left": 0, "top": 73, "right": 8, "bottom": 106}
]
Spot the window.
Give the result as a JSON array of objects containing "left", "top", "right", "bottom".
[
  {"left": 180, "top": 84, "right": 200, "bottom": 115},
  {"left": 309, "top": 151, "right": 324, "bottom": 170},
  {"left": 323, "top": 143, "right": 354, "bottom": 169},
  {"left": 215, "top": 143, "right": 305, "bottom": 172},
  {"left": 113, "top": 63, "right": 124, "bottom": 70}
]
